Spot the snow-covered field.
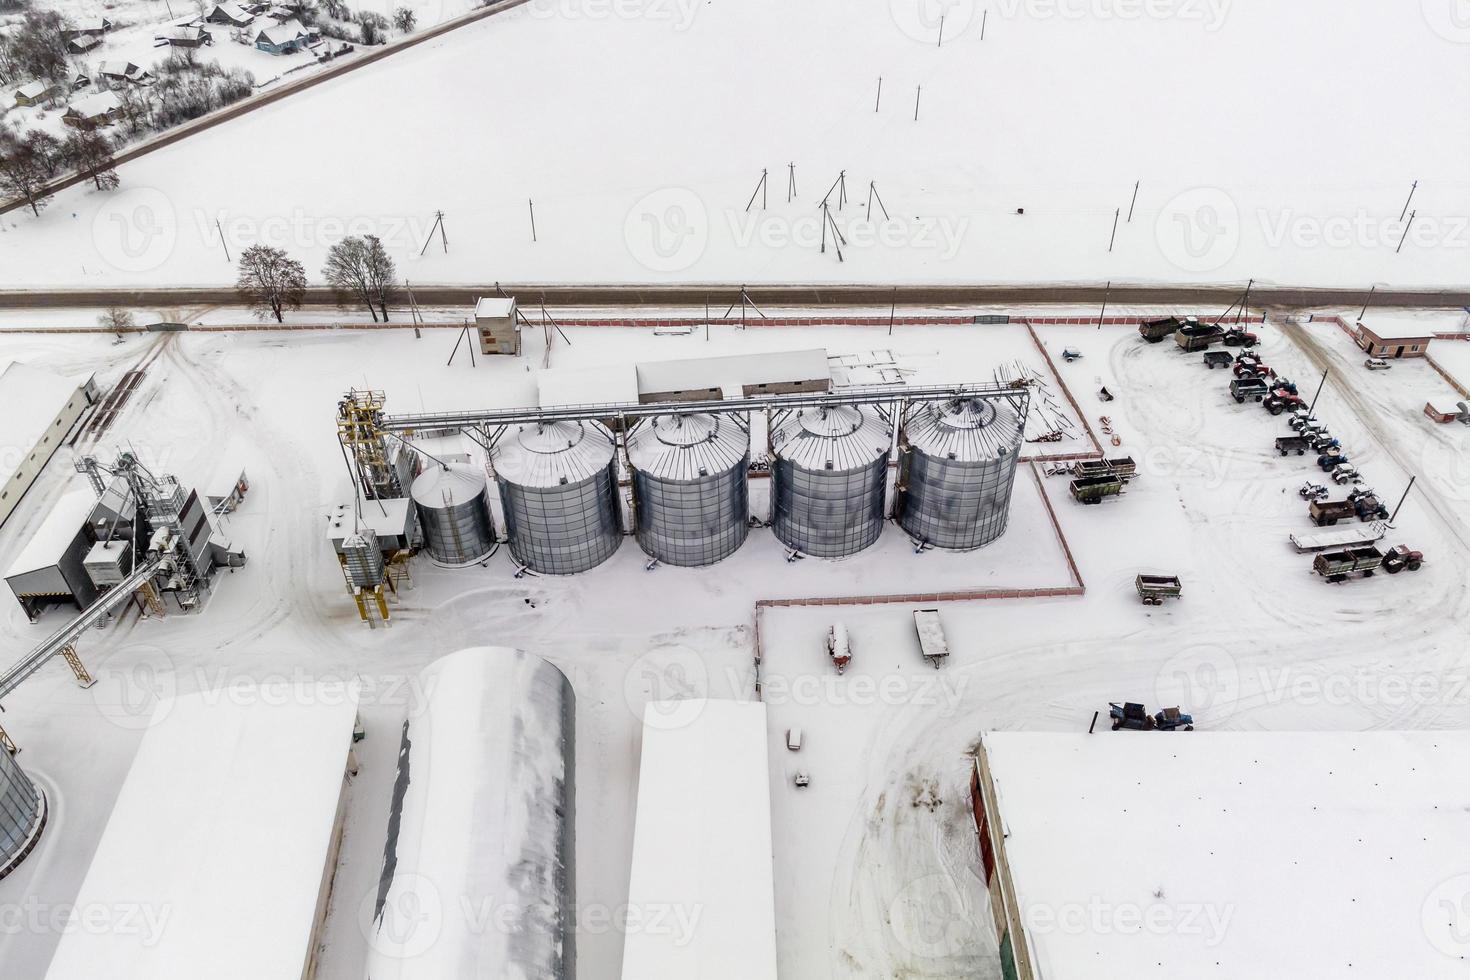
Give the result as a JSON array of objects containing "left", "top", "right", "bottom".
[
  {"left": 0, "top": 313, "right": 1467, "bottom": 978},
  {"left": 3, "top": 1, "right": 1470, "bottom": 288}
]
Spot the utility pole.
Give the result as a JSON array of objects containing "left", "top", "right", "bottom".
[
  {"left": 1096, "top": 280, "right": 1111, "bottom": 331},
  {"left": 1108, "top": 208, "right": 1120, "bottom": 252},
  {"left": 1400, "top": 180, "right": 1419, "bottom": 222},
  {"left": 1389, "top": 475, "right": 1416, "bottom": 524},
  {"left": 215, "top": 218, "right": 230, "bottom": 263},
  {"left": 914, "top": 85, "right": 921, "bottom": 122},
  {"left": 888, "top": 287, "right": 897, "bottom": 337},
  {"left": 875, "top": 76, "right": 882, "bottom": 112},
  {"left": 528, "top": 200, "right": 537, "bottom": 242},
  {"left": 787, "top": 162, "right": 796, "bottom": 202},
  {"left": 1359, "top": 284, "right": 1376, "bottom": 322},
  {"left": 1307, "top": 367, "right": 1329, "bottom": 415},
  {"left": 1397, "top": 210, "right": 1417, "bottom": 253},
  {"left": 1127, "top": 181, "right": 1140, "bottom": 222}
]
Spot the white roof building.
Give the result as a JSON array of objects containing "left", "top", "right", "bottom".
[
  {"left": 635, "top": 347, "right": 830, "bottom": 401},
  {"left": 0, "top": 361, "right": 96, "bottom": 529},
  {"left": 622, "top": 699, "right": 778, "bottom": 979},
  {"left": 474, "top": 297, "right": 515, "bottom": 319},
  {"left": 44, "top": 686, "right": 361, "bottom": 980},
  {"left": 972, "top": 731, "right": 1470, "bottom": 979}
]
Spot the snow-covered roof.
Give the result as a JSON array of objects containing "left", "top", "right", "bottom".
[
  {"left": 1356, "top": 318, "right": 1439, "bottom": 341},
  {"left": 208, "top": 2, "right": 253, "bottom": 21},
  {"left": 4, "top": 490, "right": 94, "bottom": 579},
  {"left": 365, "top": 648, "right": 575, "bottom": 979},
  {"left": 474, "top": 296, "right": 516, "bottom": 319},
  {"left": 156, "top": 25, "right": 208, "bottom": 40},
  {"left": 14, "top": 80, "right": 55, "bottom": 100},
  {"left": 67, "top": 90, "right": 122, "bottom": 119},
  {"left": 622, "top": 699, "right": 778, "bottom": 979},
  {"left": 627, "top": 412, "right": 750, "bottom": 479},
  {"left": 980, "top": 731, "right": 1470, "bottom": 979},
  {"left": 536, "top": 363, "right": 639, "bottom": 408},
  {"left": 322, "top": 498, "right": 413, "bottom": 544},
  {"left": 97, "top": 60, "right": 141, "bottom": 77},
  {"left": 491, "top": 419, "right": 616, "bottom": 487},
  {"left": 0, "top": 361, "right": 90, "bottom": 488},
  {"left": 67, "top": 34, "right": 102, "bottom": 51},
  {"left": 44, "top": 685, "right": 360, "bottom": 980},
  {"left": 635, "top": 348, "right": 830, "bottom": 397},
  {"left": 770, "top": 403, "right": 892, "bottom": 470},
  {"left": 256, "top": 19, "right": 308, "bottom": 43}
]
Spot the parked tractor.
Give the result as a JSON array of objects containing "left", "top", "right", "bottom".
[
  {"left": 1223, "top": 327, "right": 1259, "bottom": 347},
  {"left": 1331, "top": 463, "right": 1361, "bottom": 484},
  {"left": 1264, "top": 391, "right": 1307, "bottom": 415},
  {"left": 1316, "top": 450, "right": 1347, "bottom": 470},
  {"left": 1108, "top": 702, "right": 1194, "bottom": 731},
  {"left": 1288, "top": 412, "right": 1320, "bottom": 431},
  {"left": 1299, "top": 481, "right": 1329, "bottom": 501},
  {"left": 1313, "top": 544, "right": 1423, "bottom": 582}
]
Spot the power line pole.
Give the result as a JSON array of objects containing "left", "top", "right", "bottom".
[
  {"left": 1399, "top": 180, "right": 1418, "bottom": 222},
  {"left": 1126, "top": 181, "right": 1140, "bottom": 222}
]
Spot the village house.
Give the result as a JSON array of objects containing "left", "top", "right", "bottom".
[
  {"left": 97, "top": 61, "right": 154, "bottom": 87},
  {"left": 13, "top": 80, "right": 62, "bottom": 108},
  {"left": 155, "top": 25, "right": 215, "bottom": 48},
  {"left": 255, "top": 19, "right": 317, "bottom": 54},
  {"left": 205, "top": 2, "right": 255, "bottom": 27},
  {"left": 1353, "top": 319, "right": 1435, "bottom": 359},
  {"left": 63, "top": 90, "right": 124, "bottom": 128},
  {"left": 66, "top": 34, "right": 104, "bottom": 55}
]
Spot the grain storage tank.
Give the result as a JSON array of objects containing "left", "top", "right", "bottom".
[
  {"left": 409, "top": 463, "right": 495, "bottom": 564},
  {"left": 770, "top": 404, "right": 892, "bottom": 558},
  {"left": 366, "top": 647, "right": 575, "bottom": 980},
  {"left": 896, "top": 396, "right": 1026, "bottom": 550},
  {"left": 627, "top": 413, "right": 750, "bottom": 567},
  {"left": 493, "top": 420, "right": 620, "bottom": 574},
  {"left": 0, "top": 747, "right": 46, "bottom": 881}
]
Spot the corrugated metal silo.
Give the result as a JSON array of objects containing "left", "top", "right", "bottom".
[
  {"left": 896, "top": 396, "right": 1026, "bottom": 550},
  {"left": 627, "top": 413, "right": 750, "bottom": 566},
  {"left": 367, "top": 646, "right": 575, "bottom": 980},
  {"left": 410, "top": 463, "right": 496, "bottom": 564},
  {"left": 493, "top": 420, "right": 621, "bottom": 574},
  {"left": 0, "top": 746, "right": 45, "bottom": 881},
  {"left": 770, "top": 404, "right": 892, "bottom": 558}
]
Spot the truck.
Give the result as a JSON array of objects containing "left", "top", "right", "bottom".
[
  {"left": 1175, "top": 325, "right": 1226, "bottom": 352},
  {"left": 1139, "top": 316, "right": 1181, "bottom": 343},
  {"left": 1313, "top": 544, "right": 1424, "bottom": 582},
  {"left": 1230, "top": 377, "right": 1269, "bottom": 403},
  {"left": 1309, "top": 494, "right": 1386, "bottom": 526},
  {"left": 1274, "top": 435, "right": 1311, "bottom": 456},
  {"left": 912, "top": 609, "right": 949, "bottom": 668},
  {"left": 1070, "top": 474, "right": 1123, "bottom": 504}
]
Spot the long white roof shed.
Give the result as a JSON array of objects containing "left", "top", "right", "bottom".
[
  {"left": 622, "top": 699, "right": 778, "bottom": 980},
  {"left": 636, "top": 348, "right": 830, "bottom": 400},
  {"left": 44, "top": 686, "right": 360, "bottom": 980},
  {"left": 976, "top": 731, "right": 1470, "bottom": 980}
]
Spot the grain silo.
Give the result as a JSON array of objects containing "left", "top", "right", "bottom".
[
  {"left": 409, "top": 463, "right": 495, "bottom": 564},
  {"left": 492, "top": 420, "right": 621, "bottom": 574},
  {"left": 627, "top": 413, "right": 750, "bottom": 567},
  {"left": 770, "top": 404, "right": 892, "bottom": 558},
  {"left": 366, "top": 646, "right": 575, "bottom": 980},
  {"left": 896, "top": 396, "right": 1026, "bottom": 550},
  {"left": 0, "top": 746, "right": 45, "bottom": 881}
]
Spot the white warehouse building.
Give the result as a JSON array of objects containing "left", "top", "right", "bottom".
[{"left": 0, "top": 361, "right": 98, "bottom": 529}]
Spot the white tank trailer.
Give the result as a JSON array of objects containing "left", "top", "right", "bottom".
[{"left": 366, "top": 647, "right": 576, "bottom": 980}]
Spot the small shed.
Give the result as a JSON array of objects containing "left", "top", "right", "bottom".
[
  {"left": 155, "top": 25, "right": 214, "bottom": 47},
  {"left": 1354, "top": 320, "right": 1433, "bottom": 359},
  {"left": 255, "top": 19, "right": 315, "bottom": 54},
  {"left": 206, "top": 2, "right": 255, "bottom": 25},
  {"left": 635, "top": 348, "right": 831, "bottom": 403},
  {"left": 66, "top": 34, "right": 104, "bottom": 54},
  {"left": 63, "top": 18, "right": 113, "bottom": 39},
  {"left": 97, "top": 61, "right": 152, "bottom": 86},
  {"left": 5, "top": 491, "right": 99, "bottom": 621},
  {"left": 13, "top": 80, "right": 62, "bottom": 107},
  {"left": 63, "top": 90, "right": 123, "bottom": 129},
  {"left": 474, "top": 296, "right": 519, "bottom": 355}
]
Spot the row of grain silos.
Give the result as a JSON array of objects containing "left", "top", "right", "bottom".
[{"left": 405, "top": 396, "right": 1025, "bottom": 574}]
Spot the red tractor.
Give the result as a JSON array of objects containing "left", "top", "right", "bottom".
[
  {"left": 1233, "top": 360, "right": 1272, "bottom": 379},
  {"left": 1264, "top": 390, "right": 1306, "bottom": 415},
  {"left": 1223, "top": 327, "right": 1259, "bottom": 347}
]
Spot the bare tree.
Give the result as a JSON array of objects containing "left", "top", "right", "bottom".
[
  {"left": 393, "top": 7, "right": 416, "bottom": 32},
  {"left": 236, "top": 245, "right": 307, "bottom": 323},
  {"left": 322, "top": 236, "right": 376, "bottom": 321},
  {"left": 63, "top": 128, "right": 120, "bottom": 190},
  {"left": 98, "top": 307, "right": 136, "bottom": 337},
  {"left": 0, "top": 140, "right": 55, "bottom": 216},
  {"left": 11, "top": 11, "right": 72, "bottom": 86},
  {"left": 362, "top": 235, "right": 398, "bottom": 322}
]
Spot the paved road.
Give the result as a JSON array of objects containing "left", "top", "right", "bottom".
[{"left": 0, "top": 282, "right": 1467, "bottom": 310}]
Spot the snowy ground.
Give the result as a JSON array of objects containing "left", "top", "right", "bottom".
[
  {"left": 0, "top": 313, "right": 1467, "bottom": 978},
  {"left": 3, "top": 1, "right": 1470, "bottom": 288}
]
